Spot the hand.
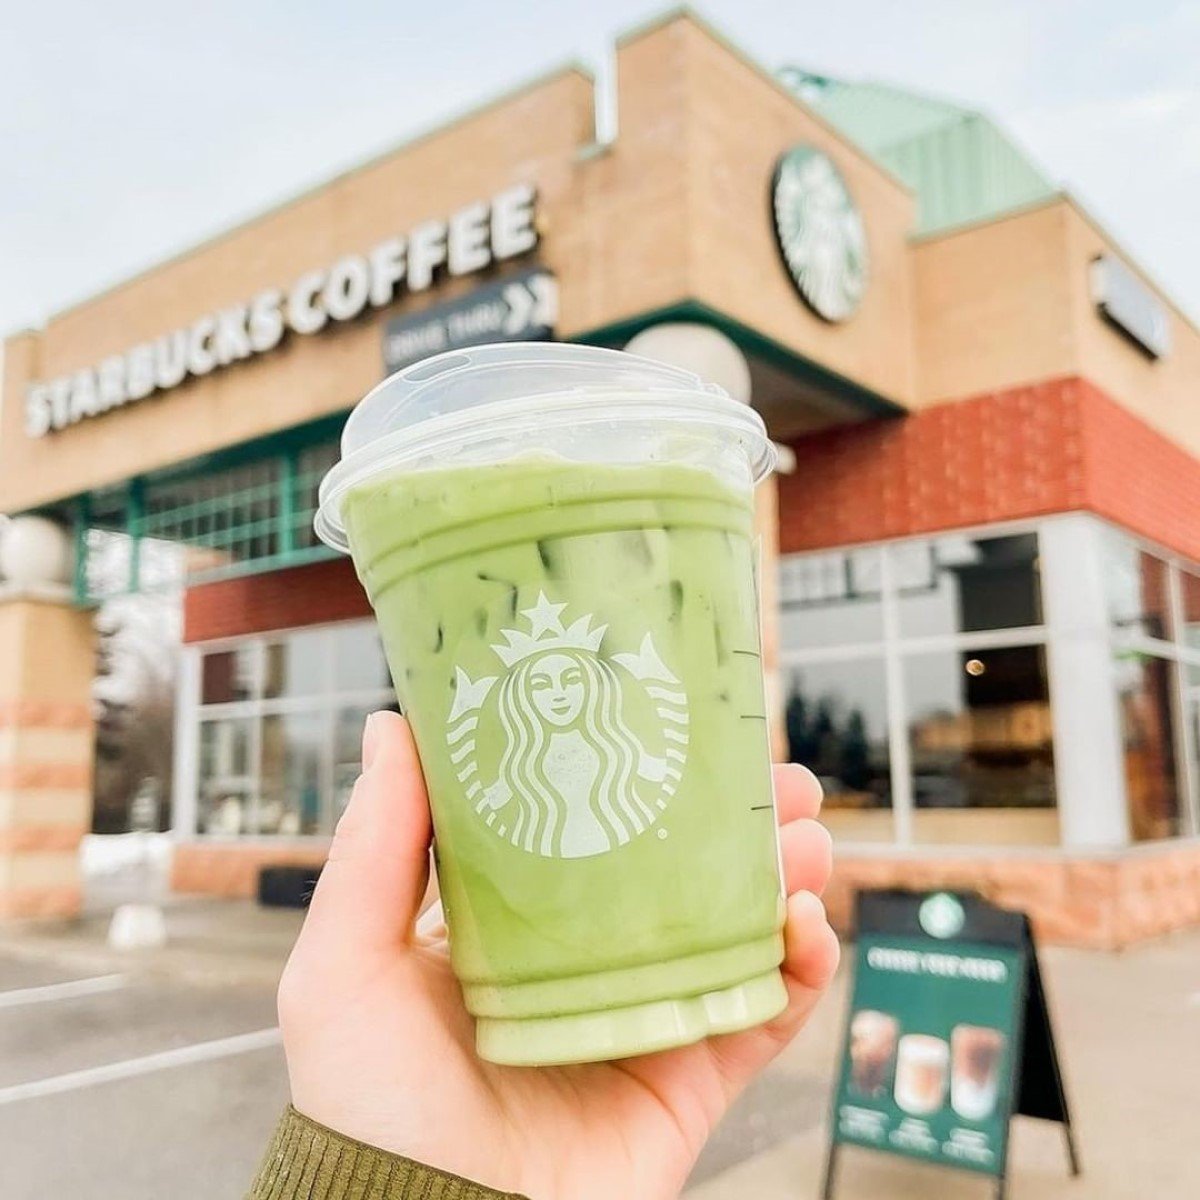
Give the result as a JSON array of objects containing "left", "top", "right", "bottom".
[{"left": 279, "top": 711, "right": 838, "bottom": 1200}]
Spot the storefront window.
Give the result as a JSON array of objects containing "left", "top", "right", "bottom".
[
  {"left": 1115, "top": 652, "right": 1183, "bottom": 841},
  {"left": 198, "top": 718, "right": 255, "bottom": 835},
  {"left": 905, "top": 645, "right": 1057, "bottom": 844},
  {"left": 293, "top": 442, "right": 342, "bottom": 552},
  {"left": 200, "top": 646, "right": 258, "bottom": 705},
  {"left": 1182, "top": 569, "right": 1200, "bottom": 658},
  {"left": 1105, "top": 533, "right": 1173, "bottom": 641},
  {"left": 334, "top": 704, "right": 378, "bottom": 815},
  {"left": 263, "top": 629, "right": 327, "bottom": 698},
  {"left": 189, "top": 621, "right": 395, "bottom": 839},
  {"left": 779, "top": 547, "right": 884, "bottom": 649},
  {"left": 894, "top": 533, "right": 1042, "bottom": 637},
  {"left": 784, "top": 658, "right": 891, "bottom": 841},
  {"left": 259, "top": 712, "right": 325, "bottom": 835},
  {"left": 780, "top": 530, "right": 1058, "bottom": 848},
  {"left": 332, "top": 624, "right": 394, "bottom": 693},
  {"left": 781, "top": 519, "right": 1200, "bottom": 848}
]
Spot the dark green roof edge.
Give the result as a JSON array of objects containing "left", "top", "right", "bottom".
[{"left": 573, "top": 298, "right": 903, "bottom": 421}]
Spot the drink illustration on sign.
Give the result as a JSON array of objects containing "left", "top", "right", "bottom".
[
  {"left": 849, "top": 1010, "right": 899, "bottom": 1098},
  {"left": 894, "top": 1034, "right": 950, "bottom": 1116},
  {"left": 445, "top": 593, "right": 689, "bottom": 858},
  {"left": 951, "top": 1025, "right": 1006, "bottom": 1121}
]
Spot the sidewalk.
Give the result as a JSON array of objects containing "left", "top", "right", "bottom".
[
  {"left": 0, "top": 894, "right": 302, "bottom": 990},
  {"left": 2, "top": 892, "right": 1197, "bottom": 1198}
]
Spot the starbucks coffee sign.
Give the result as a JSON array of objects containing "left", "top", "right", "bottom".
[
  {"left": 771, "top": 145, "right": 868, "bottom": 322},
  {"left": 24, "top": 183, "right": 538, "bottom": 438}
]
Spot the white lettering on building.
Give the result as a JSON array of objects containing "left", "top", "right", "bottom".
[{"left": 25, "top": 183, "right": 539, "bottom": 437}]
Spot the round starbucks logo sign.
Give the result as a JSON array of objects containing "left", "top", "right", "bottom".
[
  {"left": 771, "top": 145, "right": 868, "bottom": 322},
  {"left": 445, "top": 592, "right": 688, "bottom": 858},
  {"left": 919, "top": 892, "right": 966, "bottom": 940}
]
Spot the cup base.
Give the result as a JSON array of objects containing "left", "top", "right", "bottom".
[{"left": 475, "top": 968, "right": 788, "bottom": 1066}]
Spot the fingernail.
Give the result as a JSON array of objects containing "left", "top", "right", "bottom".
[
  {"left": 785, "top": 761, "right": 824, "bottom": 799},
  {"left": 362, "top": 711, "right": 384, "bottom": 770}
]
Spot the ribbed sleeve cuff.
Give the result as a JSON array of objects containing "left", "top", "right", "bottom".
[{"left": 247, "top": 1106, "right": 527, "bottom": 1200}]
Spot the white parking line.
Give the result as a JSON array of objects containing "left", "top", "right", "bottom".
[
  {"left": 0, "top": 974, "right": 128, "bottom": 1010},
  {"left": 0, "top": 1027, "right": 283, "bottom": 1106}
]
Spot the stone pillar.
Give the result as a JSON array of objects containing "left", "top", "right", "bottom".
[
  {"left": 754, "top": 473, "right": 787, "bottom": 762},
  {"left": 0, "top": 591, "right": 96, "bottom": 921}
]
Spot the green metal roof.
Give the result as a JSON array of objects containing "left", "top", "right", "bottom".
[{"left": 779, "top": 69, "right": 1056, "bottom": 234}]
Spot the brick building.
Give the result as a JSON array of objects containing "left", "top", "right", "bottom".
[{"left": 2, "top": 12, "right": 1197, "bottom": 947}]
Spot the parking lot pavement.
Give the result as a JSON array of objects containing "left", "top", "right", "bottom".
[
  {"left": 2, "top": 901, "right": 1198, "bottom": 1200},
  {"left": 0, "top": 953, "right": 286, "bottom": 1199}
]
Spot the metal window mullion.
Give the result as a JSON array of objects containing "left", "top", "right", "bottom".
[
  {"left": 1168, "top": 564, "right": 1199, "bottom": 836},
  {"left": 320, "top": 626, "right": 336, "bottom": 835},
  {"left": 174, "top": 646, "right": 201, "bottom": 838},
  {"left": 249, "top": 640, "right": 267, "bottom": 838},
  {"left": 281, "top": 447, "right": 298, "bottom": 557},
  {"left": 881, "top": 550, "right": 913, "bottom": 846},
  {"left": 126, "top": 478, "right": 144, "bottom": 594},
  {"left": 72, "top": 493, "right": 92, "bottom": 604},
  {"left": 328, "top": 687, "right": 399, "bottom": 708},
  {"left": 893, "top": 625, "right": 1048, "bottom": 657},
  {"left": 779, "top": 640, "right": 887, "bottom": 667}
]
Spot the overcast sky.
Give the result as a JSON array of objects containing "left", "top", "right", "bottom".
[{"left": 2, "top": 0, "right": 1197, "bottom": 336}]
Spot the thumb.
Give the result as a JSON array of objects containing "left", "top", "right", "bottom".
[{"left": 294, "top": 711, "right": 433, "bottom": 967}]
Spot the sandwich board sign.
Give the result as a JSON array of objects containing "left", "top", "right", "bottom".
[{"left": 821, "top": 890, "right": 1080, "bottom": 1200}]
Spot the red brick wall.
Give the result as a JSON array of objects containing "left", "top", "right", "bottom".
[
  {"left": 1077, "top": 378, "right": 1200, "bottom": 564},
  {"left": 183, "top": 557, "right": 371, "bottom": 643},
  {"left": 780, "top": 376, "right": 1200, "bottom": 563}
]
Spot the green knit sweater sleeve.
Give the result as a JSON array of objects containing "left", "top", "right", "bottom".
[{"left": 247, "top": 1107, "right": 529, "bottom": 1200}]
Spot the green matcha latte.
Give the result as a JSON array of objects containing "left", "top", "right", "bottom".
[{"left": 317, "top": 344, "right": 785, "bottom": 1065}]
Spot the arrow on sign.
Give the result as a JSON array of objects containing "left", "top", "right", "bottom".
[
  {"left": 502, "top": 281, "right": 534, "bottom": 335},
  {"left": 502, "top": 273, "right": 558, "bottom": 335},
  {"left": 529, "top": 273, "right": 558, "bottom": 326}
]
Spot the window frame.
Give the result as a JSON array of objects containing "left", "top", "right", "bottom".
[
  {"left": 780, "top": 518, "right": 1055, "bottom": 850},
  {"left": 780, "top": 514, "right": 1200, "bottom": 850},
  {"left": 178, "top": 618, "right": 394, "bottom": 842}
]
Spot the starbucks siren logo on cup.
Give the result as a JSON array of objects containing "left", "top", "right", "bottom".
[{"left": 446, "top": 592, "right": 689, "bottom": 858}]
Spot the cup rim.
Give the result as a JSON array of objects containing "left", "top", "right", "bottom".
[{"left": 313, "top": 385, "right": 777, "bottom": 554}]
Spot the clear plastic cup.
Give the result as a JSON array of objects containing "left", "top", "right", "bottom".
[{"left": 316, "top": 342, "right": 785, "bottom": 1065}]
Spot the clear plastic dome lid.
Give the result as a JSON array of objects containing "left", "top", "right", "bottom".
[{"left": 315, "top": 342, "right": 776, "bottom": 552}]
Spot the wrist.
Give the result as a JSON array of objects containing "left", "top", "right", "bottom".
[{"left": 248, "top": 1106, "right": 527, "bottom": 1199}]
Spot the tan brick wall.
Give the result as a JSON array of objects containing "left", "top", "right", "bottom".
[
  {"left": 914, "top": 197, "right": 1200, "bottom": 459},
  {"left": 678, "top": 17, "right": 917, "bottom": 406},
  {"left": 1063, "top": 203, "right": 1200, "bottom": 460},
  {"left": 912, "top": 201, "right": 1076, "bottom": 405},
  {"left": 0, "top": 599, "right": 95, "bottom": 921}
]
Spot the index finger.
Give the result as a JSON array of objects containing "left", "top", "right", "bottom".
[{"left": 772, "top": 762, "right": 824, "bottom": 824}]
